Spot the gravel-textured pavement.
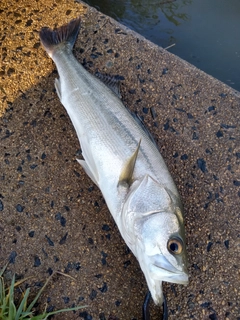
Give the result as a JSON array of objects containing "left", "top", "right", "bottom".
[{"left": 0, "top": 1, "right": 239, "bottom": 319}]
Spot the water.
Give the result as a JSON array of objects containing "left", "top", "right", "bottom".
[{"left": 83, "top": 0, "right": 240, "bottom": 92}]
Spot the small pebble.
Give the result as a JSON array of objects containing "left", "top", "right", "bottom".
[
  {"left": 65, "top": 262, "right": 81, "bottom": 272},
  {"left": 9, "top": 251, "right": 17, "bottom": 264},
  {"left": 208, "top": 106, "right": 215, "bottom": 112},
  {"left": 59, "top": 232, "right": 68, "bottom": 245},
  {"left": 41, "top": 152, "right": 46, "bottom": 159},
  {"left": 181, "top": 154, "right": 188, "bottom": 160},
  {"left": 101, "top": 251, "right": 107, "bottom": 258},
  {"left": 219, "top": 93, "right": 227, "bottom": 98},
  {"left": 34, "top": 256, "right": 41, "bottom": 267},
  {"left": 197, "top": 158, "right": 207, "bottom": 173},
  {"left": 28, "top": 230, "right": 35, "bottom": 237},
  {"left": 42, "top": 248, "right": 47, "bottom": 258},
  {"left": 62, "top": 296, "right": 70, "bottom": 304},
  {"left": 46, "top": 306, "right": 55, "bottom": 313},
  {"left": 129, "top": 89, "right": 136, "bottom": 94},
  {"left": 0, "top": 200, "right": 3, "bottom": 211},
  {"left": 89, "top": 289, "right": 97, "bottom": 300},
  {"left": 216, "top": 130, "right": 223, "bottom": 138},
  {"left": 17, "top": 165, "right": 22, "bottom": 172},
  {"left": 200, "top": 302, "right": 211, "bottom": 308},
  {"left": 78, "top": 296, "right": 84, "bottom": 302},
  {"left": 47, "top": 267, "right": 53, "bottom": 275},
  {"left": 192, "top": 132, "right": 199, "bottom": 140},
  {"left": 224, "top": 240, "right": 229, "bottom": 249},
  {"left": 74, "top": 170, "right": 80, "bottom": 177},
  {"left": 45, "top": 235, "right": 54, "bottom": 246},
  {"left": 123, "top": 260, "right": 131, "bottom": 268},
  {"left": 150, "top": 107, "right": 157, "bottom": 120},
  {"left": 115, "top": 300, "right": 121, "bottom": 306},
  {"left": 98, "top": 282, "right": 108, "bottom": 293},
  {"left": 102, "top": 224, "right": 110, "bottom": 231},
  {"left": 164, "top": 120, "right": 169, "bottom": 130},
  {"left": 60, "top": 216, "right": 66, "bottom": 227},
  {"left": 209, "top": 313, "right": 218, "bottom": 320},
  {"left": 79, "top": 311, "right": 92, "bottom": 320},
  {"left": 207, "top": 242, "right": 213, "bottom": 252},
  {"left": 35, "top": 281, "right": 43, "bottom": 287},
  {"left": 16, "top": 204, "right": 24, "bottom": 212},
  {"left": 162, "top": 68, "right": 168, "bottom": 75},
  {"left": 55, "top": 213, "right": 66, "bottom": 227},
  {"left": 142, "top": 107, "right": 149, "bottom": 114},
  {"left": 54, "top": 256, "right": 59, "bottom": 263},
  {"left": 99, "top": 313, "right": 106, "bottom": 320},
  {"left": 88, "top": 237, "right": 94, "bottom": 244}
]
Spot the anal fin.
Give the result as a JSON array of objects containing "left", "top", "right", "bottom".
[
  {"left": 55, "top": 78, "right": 61, "bottom": 100},
  {"left": 77, "top": 159, "right": 99, "bottom": 187}
]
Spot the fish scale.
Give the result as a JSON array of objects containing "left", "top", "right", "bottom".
[
  {"left": 58, "top": 57, "right": 162, "bottom": 186},
  {"left": 54, "top": 50, "right": 163, "bottom": 175},
  {"left": 57, "top": 57, "right": 131, "bottom": 157}
]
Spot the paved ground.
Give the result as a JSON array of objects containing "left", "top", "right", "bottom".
[{"left": 0, "top": 0, "right": 239, "bottom": 319}]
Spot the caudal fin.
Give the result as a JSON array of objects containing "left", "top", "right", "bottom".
[{"left": 39, "top": 17, "right": 81, "bottom": 57}]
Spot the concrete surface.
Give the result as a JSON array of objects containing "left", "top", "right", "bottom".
[{"left": 0, "top": 0, "right": 239, "bottom": 319}]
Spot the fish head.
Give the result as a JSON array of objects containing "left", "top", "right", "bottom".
[
  {"left": 136, "top": 210, "right": 188, "bottom": 305},
  {"left": 122, "top": 174, "right": 188, "bottom": 305}
]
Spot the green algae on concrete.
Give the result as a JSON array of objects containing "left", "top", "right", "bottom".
[{"left": 0, "top": 0, "right": 240, "bottom": 319}]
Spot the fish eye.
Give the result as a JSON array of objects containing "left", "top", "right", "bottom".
[{"left": 167, "top": 237, "right": 183, "bottom": 254}]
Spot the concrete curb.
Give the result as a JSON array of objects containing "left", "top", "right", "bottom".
[{"left": 0, "top": 1, "right": 239, "bottom": 319}]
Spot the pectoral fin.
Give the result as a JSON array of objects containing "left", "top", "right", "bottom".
[{"left": 118, "top": 139, "right": 141, "bottom": 187}]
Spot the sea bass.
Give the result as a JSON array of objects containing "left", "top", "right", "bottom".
[{"left": 39, "top": 18, "right": 188, "bottom": 306}]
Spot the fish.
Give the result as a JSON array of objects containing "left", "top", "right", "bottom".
[{"left": 39, "top": 17, "right": 188, "bottom": 306}]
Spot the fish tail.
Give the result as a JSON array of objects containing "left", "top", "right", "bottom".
[{"left": 39, "top": 17, "right": 81, "bottom": 57}]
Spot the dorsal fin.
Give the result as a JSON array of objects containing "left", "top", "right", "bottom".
[
  {"left": 131, "top": 111, "right": 159, "bottom": 149},
  {"left": 95, "top": 72, "right": 122, "bottom": 98},
  {"left": 118, "top": 139, "right": 141, "bottom": 187}
]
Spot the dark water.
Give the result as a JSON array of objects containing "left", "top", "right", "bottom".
[{"left": 83, "top": 0, "right": 240, "bottom": 92}]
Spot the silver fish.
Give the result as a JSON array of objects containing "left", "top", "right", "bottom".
[{"left": 39, "top": 18, "right": 188, "bottom": 305}]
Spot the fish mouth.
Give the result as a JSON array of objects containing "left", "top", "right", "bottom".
[
  {"left": 149, "top": 256, "right": 189, "bottom": 285},
  {"left": 140, "top": 255, "right": 189, "bottom": 306}
]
